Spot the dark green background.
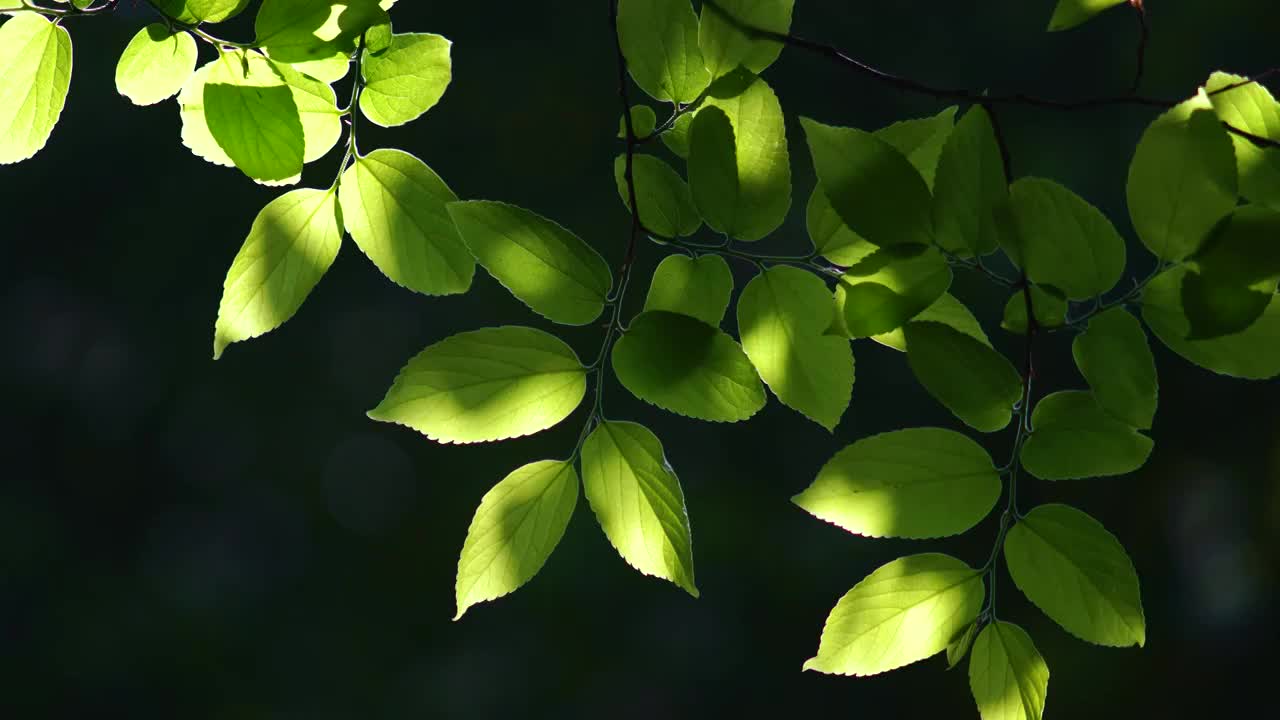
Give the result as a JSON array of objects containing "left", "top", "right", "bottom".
[{"left": 3, "top": 1, "right": 1277, "bottom": 716}]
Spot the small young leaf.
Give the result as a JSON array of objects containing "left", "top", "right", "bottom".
[
  {"left": 455, "top": 460, "right": 578, "bottom": 620},
  {"left": 255, "top": 0, "right": 388, "bottom": 63},
  {"left": 698, "top": 0, "right": 794, "bottom": 80},
  {"left": 368, "top": 326, "right": 587, "bottom": 444},
  {"left": 643, "top": 254, "right": 734, "bottom": 326},
  {"left": 905, "top": 321, "right": 1023, "bottom": 433},
  {"left": 947, "top": 622, "right": 978, "bottom": 670},
  {"left": 807, "top": 184, "right": 877, "bottom": 267},
  {"left": 738, "top": 267, "right": 855, "bottom": 430},
  {"left": 801, "top": 117, "right": 934, "bottom": 248},
  {"left": 688, "top": 71, "right": 791, "bottom": 241},
  {"left": 969, "top": 622, "right": 1050, "bottom": 720},
  {"left": 115, "top": 25, "right": 198, "bottom": 106},
  {"left": 838, "top": 245, "right": 952, "bottom": 338},
  {"left": 339, "top": 148, "right": 475, "bottom": 296},
  {"left": 870, "top": 292, "right": 990, "bottom": 351},
  {"left": 1005, "top": 504, "right": 1146, "bottom": 647},
  {"left": 0, "top": 14, "right": 72, "bottom": 165},
  {"left": 933, "top": 105, "right": 1008, "bottom": 256},
  {"left": 1020, "top": 391, "right": 1153, "bottom": 480},
  {"left": 1001, "top": 178, "right": 1126, "bottom": 300},
  {"left": 1073, "top": 308, "right": 1158, "bottom": 429},
  {"left": 446, "top": 201, "right": 613, "bottom": 325},
  {"left": 1001, "top": 286, "right": 1067, "bottom": 334},
  {"left": 612, "top": 310, "right": 766, "bottom": 422},
  {"left": 213, "top": 188, "right": 343, "bottom": 359},
  {"left": 581, "top": 421, "right": 698, "bottom": 597},
  {"left": 793, "top": 428, "right": 1000, "bottom": 539},
  {"left": 618, "top": 105, "right": 658, "bottom": 139},
  {"left": 1047, "top": 0, "right": 1126, "bottom": 31},
  {"left": 1126, "top": 94, "right": 1238, "bottom": 262},
  {"left": 358, "top": 33, "right": 452, "bottom": 127},
  {"left": 203, "top": 52, "right": 306, "bottom": 183},
  {"left": 1142, "top": 267, "right": 1280, "bottom": 379},
  {"left": 614, "top": 154, "right": 702, "bottom": 237},
  {"left": 805, "top": 554, "right": 985, "bottom": 676},
  {"left": 616, "top": 0, "right": 709, "bottom": 104}
]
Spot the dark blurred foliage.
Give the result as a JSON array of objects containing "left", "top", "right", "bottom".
[{"left": 2, "top": 1, "right": 1278, "bottom": 717}]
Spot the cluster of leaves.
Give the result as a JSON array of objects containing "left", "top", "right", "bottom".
[{"left": 3, "top": 0, "right": 1279, "bottom": 717}]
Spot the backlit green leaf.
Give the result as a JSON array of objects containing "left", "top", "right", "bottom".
[
  {"left": 838, "top": 245, "right": 952, "bottom": 338},
  {"left": 1020, "top": 391, "right": 1153, "bottom": 480},
  {"left": 455, "top": 460, "right": 578, "bottom": 619},
  {"left": 339, "top": 148, "right": 474, "bottom": 296},
  {"left": 807, "top": 184, "right": 876, "bottom": 267},
  {"left": 614, "top": 154, "right": 702, "bottom": 237},
  {"left": 213, "top": 188, "right": 343, "bottom": 359},
  {"left": 874, "top": 107, "right": 957, "bottom": 189},
  {"left": 1001, "top": 286, "right": 1067, "bottom": 334},
  {"left": 643, "top": 254, "right": 733, "bottom": 326},
  {"left": 1073, "top": 308, "right": 1157, "bottom": 429},
  {"left": 616, "top": 0, "right": 709, "bottom": 104},
  {"left": 446, "top": 201, "right": 613, "bottom": 325},
  {"left": 905, "top": 321, "right": 1022, "bottom": 433},
  {"left": 115, "top": 25, "right": 197, "bottom": 106},
  {"left": 1047, "top": 0, "right": 1126, "bottom": 31},
  {"left": 612, "top": 310, "right": 765, "bottom": 422},
  {"left": 688, "top": 71, "right": 791, "bottom": 241},
  {"left": 1005, "top": 504, "right": 1145, "bottom": 647},
  {"left": 662, "top": 111, "right": 695, "bottom": 158},
  {"left": 202, "top": 51, "right": 305, "bottom": 183},
  {"left": 1001, "top": 178, "right": 1125, "bottom": 300},
  {"left": 805, "top": 554, "right": 985, "bottom": 676},
  {"left": 582, "top": 421, "right": 698, "bottom": 597},
  {"left": 802, "top": 117, "right": 934, "bottom": 248},
  {"left": 368, "top": 326, "right": 587, "bottom": 444},
  {"left": 933, "top": 106, "right": 1007, "bottom": 256},
  {"left": 1142, "top": 266, "right": 1280, "bottom": 379},
  {"left": 738, "top": 267, "right": 854, "bottom": 430},
  {"left": 255, "top": 0, "right": 388, "bottom": 63},
  {"left": 1181, "top": 205, "right": 1280, "bottom": 338},
  {"left": 871, "top": 292, "right": 990, "bottom": 351},
  {"left": 947, "top": 622, "right": 979, "bottom": 670},
  {"left": 699, "top": 0, "right": 793, "bottom": 80},
  {"left": 153, "top": 0, "right": 249, "bottom": 23},
  {"left": 969, "top": 622, "right": 1050, "bottom": 720},
  {"left": 619, "top": 105, "right": 658, "bottom": 139},
  {"left": 1127, "top": 93, "right": 1238, "bottom": 261},
  {"left": 1205, "top": 72, "right": 1280, "bottom": 210},
  {"left": 359, "top": 33, "right": 452, "bottom": 127},
  {"left": 794, "top": 428, "right": 1000, "bottom": 539},
  {"left": 0, "top": 14, "right": 71, "bottom": 165}
]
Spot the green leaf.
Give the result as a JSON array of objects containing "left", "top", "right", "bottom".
[
  {"left": 871, "top": 292, "right": 990, "bottom": 351},
  {"left": 838, "top": 245, "right": 952, "bottom": 338},
  {"left": 1000, "top": 286, "right": 1067, "bottom": 334},
  {"left": 1126, "top": 93, "right": 1238, "bottom": 261},
  {"left": 1047, "top": 0, "right": 1126, "bottom": 31},
  {"left": 612, "top": 310, "right": 765, "bottom": 422},
  {"left": 1181, "top": 205, "right": 1280, "bottom": 338},
  {"left": 642, "top": 254, "right": 733, "bottom": 326},
  {"left": 807, "top": 184, "right": 876, "bottom": 267},
  {"left": 454, "top": 460, "right": 578, "bottom": 619},
  {"left": 180, "top": 54, "right": 342, "bottom": 180},
  {"left": 738, "top": 267, "right": 854, "bottom": 430},
  {"left": 1005, "top": 504, "right": 1146, "bottom": 647},
  {"left": 338, "top": 148, "right": 474, "bottom": 296},
  {"left": 933, "top": 105, "right": 1008, "bottom": 256},
  {"left": 280, "top": 52, "right": 351, "bottom": 83},
  {"left": 947, "top": 622, "right": 979, "bottom": 670},
  {"left": 874, "top": 107, "right": 957, "bottom": 189},
  {"left": 213, "top": 188, "right": 343, "bottom": 359},
  {"left": 905, "top": 321, "right": 1022, "bottom": 433},
  {"left": 446, "top": 201, "right": 613, "bottom": 326},
  {"left": 581, "top": 421, "right": 698, "bottom": 597},
  {"left": 968, "top": 622, "right": 1050, "bottom": 720},
  {"left": 363, "top": 17, "right": 393, "bottom": 55},
  {"left": 0, "top": 14, "right": 71, "bottom": 165},
  {"left": 688, "top": 71, "right": 791, "bottom": 241},
  {"left": 1000, "top": 178, "right": 1126, "bottom": 300},
  {"left": 801, "top": 117, "right": 934, "bottom": 248},
  {"left": 699, "top": 0, "right": 794, "bottom": 80},
  {"left": 1142, "top": 266, "right": 1280, "bottom": 379},
  {"left": 1073, "top": 308, "right": 1158, "bottom": 429},
  {"left": 618, "top": 105, "right": 658, "bottom": 139},
  {"left": 793, "top": 428, "right": 1000, "bottom": 539},
  {"left": 616, "top": 0, "right": 709, "bottom": 104},
  {"left": 1020, "top": 391, "right": 1153, "bottom": 480},
  {"left": 202, "top": 51, "right": 305, "bottom": 183},
  {"left": 358, "top": 33, "right": 452, "bottom": 127},
  {"left": 255, "top": 0, "right": 388, "bottom": 63},
  {"left": 368, "top": 326, "right": 587, "bottom": 444},
  {"left": 614, "top": 154, "right": 702, "bottom": 237},
  {"left": 153, "top": 0, "right": 249, "bottom": 23},
  {"left": 1181, "top": 270, "right": 1274, "bottom": 340},
  {"left": 114, "top": 25, "right": 197, "bottom": 107},
  {"left": 662, "top": 111, "right": 695, "bottom": 158},
  {"left": 1205, "top": 72, "right": 1280, "bottom": 210},
  {"left": 805, "top": 554, "right": 985, "bottom": 676}
]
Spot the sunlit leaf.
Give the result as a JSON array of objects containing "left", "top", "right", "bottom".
[
  {"left": 643, "top": 254, "right": 733, "bottom": 326},
  {"left": 0, "top": 13, "right": 72, "bottom": 165},
  {"left": 933, "top": 105, "right": 1007, "bottom": 256},
  {"left": 870, "top": 292, "right": 990, "bottom": 351},
  {"left": 1020, "top": 391, "right": 1153, "bottom": 480},
  {"left": 255, "top": 0, "right": 389, "bottom": 63},
  {"left": 203, "top": 52, "right": 305, "bottom": 183},
  {"left": 838, "top": 245, "right": 952, "bottom": 338},
  {"left": 616, "top": 0, "right": 709, "bottom": 104},
  {"left": 1205, "top": 72, "right": 1280, "bottom": 209},
  {"left": 1073, "top": 308, "right": 1157, "bottom": 429},
  {"left": 905, "top": 321, "right": 1022, "bottom": 433},
  {"left": 969, "top": 622, "right": 1050, "bottom": 720},
  {"left": 359, "top": 33, "right": 452, "bottom": 127},
  {"left": 1181, "top": 205, "right": 1280, "bottom": 339},
  {"left": 1046, "top": 0, "right": 1126, "bottom": 32},
  {"left": 614, "top": 154, "right": 702, "bottom": 237},
  {"left": 115, "top": 25, "right": 198, "bottom": 106},
  {"left": 807, "top": 184, "right": 876, "bottom": 267},
  {"left": 619, "top": 105, "right": 658, "bottom": 139},
  {"left": 699, "top": 0, "right": 794, "bottom": 80},
  {"left": 152, "top": 0, "right": 249, "bottom": 23},
  {"left": 874, "top": 106, "right": 957, "bottom": 189}
]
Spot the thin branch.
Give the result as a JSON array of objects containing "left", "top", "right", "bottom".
[
  {"left": 1129, "top": 0, "right": 1149, "bottom": 93},
  {"left": 1224, "top": 122, "right": 1280, "bottom": 149},
  {"left": 1205, "top": 67, "right": 1280, "bottom": 97}
]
